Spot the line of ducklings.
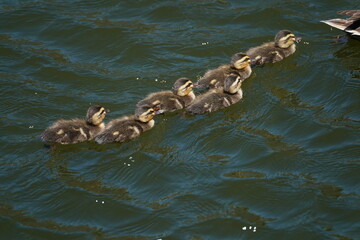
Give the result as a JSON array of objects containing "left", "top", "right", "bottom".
[{"left": 41, "top": 30, "right": 301, "bottom": 145}]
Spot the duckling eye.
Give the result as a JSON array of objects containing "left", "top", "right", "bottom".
[
  {"left": 98, "top": 109, "right": 106, "bottom": 116},
  {"left": 284, "top": 34, "right": 295, "bottom": 41},
  {"left": 184, "top": 82, "right": 193, "bottom": 89}
]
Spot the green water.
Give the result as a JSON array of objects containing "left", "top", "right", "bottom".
[{"left": 1, "top": 0, "right": 359, "bottom": 239}]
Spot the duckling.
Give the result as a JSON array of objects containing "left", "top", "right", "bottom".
[
  {"left": 321, "top": 10, "right": 360, "bottom": 37},
  {"left": 246, "top": 30, "right": 302, "bottom": 65},
  {"left": 186, "top": 74, "right": 243, "bottom": 114},
  {"left": 136, "top": 78, "right": 195, "bottom": 114},
  {"left": 194, "top": 53, "right": 252, "bottom": 89},
  {"left": 41, "top": 105, "right": 109, "bottom": 144},
  {"left": 95, "top": 106, "right": 155, "bottom": 144}
]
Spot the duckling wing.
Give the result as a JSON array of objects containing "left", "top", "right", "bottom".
[
  {"left": 41, "top": 119, "right": 90, "bottom": 144},
  {"left": 196, "top": 65, "right": 230, "bottom": 88},
  {"left": 95, "top": 121, "right": 143, "bottom": 144},
  {"left": 246, "top": 42, "right": 276, "bottom": 65},
  {"left": 154, "top": 93, "right": 186, "bottom": 112},
  {"left": 136, "top": 91, "right": 181, "bottom": 113},
  {"left": 186, "top": 90, "right": 225, "bottom": 114}
]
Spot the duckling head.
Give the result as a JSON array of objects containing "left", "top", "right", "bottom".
[
  {"left": 172, "top": 77, "right": 194, "bottom": 96},
  {"left": 231, "top": 53, "right": 251, "bottom": 70},
  {"left": 275, "top": 30, "right": 301, "bottom": 48},
  {"left": 86, "top": 105, "right": 110, "bottom": 125},
  {"left": 135, "top": 106, "right": 155, "bottom": 123},
  {"left": 224, "top": 74, "right": 242, "bottom": 94}
]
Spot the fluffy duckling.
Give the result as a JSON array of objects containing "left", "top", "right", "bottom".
[
  {"left": 321, "top": 10, "right": 360, "bottom": 37},
  {"left": 41, "top": 105, "right": 109, "bottom": 144},
  {"left": 194, "top": 53, "right": 252, "bottom": 89},
  {"left": 186, "top": 74, "right": 243, "bottom": 114},
  {"left": 95, "top": 106, "right": 155, "bottom": 144},
  {"left": 246, "top": 30, "right": 301, "bottom": 65},
  {"left": 136, "top": 78, "right": 195, "bottom": 114}
]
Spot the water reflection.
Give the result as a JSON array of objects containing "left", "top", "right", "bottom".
[{"left": 0, "top": 203, "right": 103, "bottom": 238}]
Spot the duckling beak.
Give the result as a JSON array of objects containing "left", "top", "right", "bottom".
[
  {"left": 295, "top": 36, "right": 302, "bottom": 43},
  {"left": 153, "top": 105, "right": 163, "bottom": 114},
  {"left": 155, "top": 109, "right": 164, "bottom": 114}
]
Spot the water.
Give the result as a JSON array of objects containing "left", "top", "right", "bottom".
[{"left": 1, "top": 0, "right": 359, "bottom": 239}]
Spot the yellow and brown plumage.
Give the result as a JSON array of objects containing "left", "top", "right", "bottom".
[
  {"left": 95, "top": 106, "right": 155, "bottom": 144},
  {"left": 186, "top": 74, "right": 243, "bottom": 115},
  {"left": 136, "top": 78, "right": 195, "bottom": 114},
  {"left": 194, "top": 53, "right": 252, "bottom": 89},
  {"left": 41, "top": 105, "right": 109, "bottom": 144},
  {"left": 246, "top": 30, "right": 301, "bottom": 65}
]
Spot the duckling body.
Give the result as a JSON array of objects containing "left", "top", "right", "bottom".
[
  {"left": 187, "top": 75, "right": 243, "bottom": 114},
  {"left": 195, "top": 53, "right": 252, "bottom": 89},
  {"left": 321, "top": 10, "right": 360, "bottom": 37},
  {"left": 196, "top": 64, "right": 235, "bottom": 89},
  {"left": 246, "top": 30, "right": 301, "bottom": 65},
  {"left": 95, "top": 107, "right": 155, "bottom": 144},
  {"left": 136, "top": 78, "right": 195, "bottom": 114},
  {"left": 41, "top": 105, "right": 109, "bottom": 144}
]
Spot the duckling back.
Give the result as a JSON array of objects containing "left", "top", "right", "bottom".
[
  {"left": 195, "top": 53, "right": 252, "bottom": 89},
  {"left": 195, "top": 64, "right": 233, "bottom": 89},
  {"left": 95, "top": 116, "right": 155, "bottom": 144},
  {"left": 41, "top": 119, "right": 104, "bottom": 144},
  {"left": 186, "top": 88, "right": 243, "bottom": 115},
  {"left": 136, "top": 91, "right": 193, "bottom": 114},
  {"left": 41, "top": 105, "right": 108, "bottom": 144},
  {"left": 246, "top": 30, "right": 299, "bottom": 65},
  {"left": 247, "top": 42, "right": 277, "bottom": 64},
  {"left": 136, "top": 78, "right": 195, "bottom": 114}
]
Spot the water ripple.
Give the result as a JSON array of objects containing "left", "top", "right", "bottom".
[{"left": 1, "top": 0, "right": 359, "bottom": 239}]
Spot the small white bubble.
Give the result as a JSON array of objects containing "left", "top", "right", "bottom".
[
  {"left": 155, "top": 79, "right": 158, "bottom": 82},
  {"left": 95, "top": 200, "right": 98, "bottom": 202},
  {"left": 249, "top": 226, "right": 252, "bottom": 229},
  {"left": 242, "top": 226, "right": 246, "bottom": 230},
  {"left": 124, "top": 163, "right": 126, "bottom": 165},
  {"left": 253, "top": 227, "right": 257, "bottom": 232},
  {"left": 29, "top": 126, "right": 34, "bottom": 129},
  {"left": 131, "top": 160, "right": 135, "bottom": 162},
  {"left": 101, "top": 201, "right": 104, "bottom": 204},
  {"left": 35, "top": 92, "right": 37, "bottom": 95},
  {"left": 129, "top": 156, "right": 133, "bottom": 159},
  {"left": 136, "top": 77, "right": 139, "bottom": 80},
  {"left": 127, "top": 164, "right": 131, "bottom": 166}
]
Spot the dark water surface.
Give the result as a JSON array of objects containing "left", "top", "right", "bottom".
[{"left": 1, "top": 0, "right": 359, "bottom": 239}]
